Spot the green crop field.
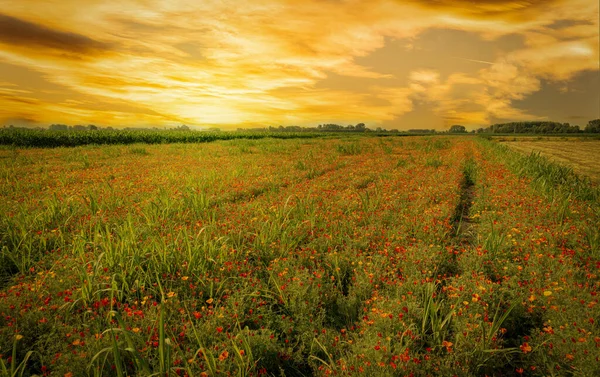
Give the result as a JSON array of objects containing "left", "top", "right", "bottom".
[{"left": 0, "top": 135, "right": 598, "bottom": 376}]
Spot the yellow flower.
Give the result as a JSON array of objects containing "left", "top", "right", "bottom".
[
  {"left": 167, "top": 291, "right": 176, "bottom": 298},
  {"left": 543, "top": 291, "right": 552, "bottom": 297},
  {"left": 15, "top": 334, "right": 23, "bottom": 341}
]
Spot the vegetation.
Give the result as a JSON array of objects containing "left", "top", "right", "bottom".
[
  {"left": 0, "top": 135, "right": 599, "bottom": 376},
  {"left": 477, "top": 120, "right": 600, "bottom": 134},
  {"left": 499, "top": 138, "right": 600, "bottom": 183},
  {"left": 449, "top": 125, "right": 467, "bottom": 133},
  {"left": 0, "top": 129, "right": 326, "bottom": 148}
]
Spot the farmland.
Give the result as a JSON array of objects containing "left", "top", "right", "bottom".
[
  {"left": 499, "top": 138, "right": 600, "bottom": 183},
  {"left": 0, "top": 136, "right": 599, "bottom": 376}
]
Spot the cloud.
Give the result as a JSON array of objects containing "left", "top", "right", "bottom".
[
  {"left": 406, "top": 0, "right": 563, "bottom": 20},
  {"left": 0, "top": 13, "right": 111, "bottom": 57}
]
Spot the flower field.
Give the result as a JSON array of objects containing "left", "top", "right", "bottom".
[{"left": 0, "top": 136, "right": 598, "bottom": 376}]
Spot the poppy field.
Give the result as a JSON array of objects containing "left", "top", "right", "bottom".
[{"left": 0, "top": 136, "right": 598, "bottom": 376}]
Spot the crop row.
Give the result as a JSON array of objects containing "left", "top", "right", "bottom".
[{"left": 0, "top": 129, "right": 327, "bottom": 148}]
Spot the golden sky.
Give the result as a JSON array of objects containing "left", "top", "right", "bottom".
[{"left": 0, "top": 0, "right": 598, "bottom": 130}]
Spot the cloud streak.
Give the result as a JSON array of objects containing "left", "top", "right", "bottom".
[{"left": 0, "top": 13, "right": 111, "bottom": 56}]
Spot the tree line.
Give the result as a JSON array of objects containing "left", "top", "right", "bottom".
[
  {"left": 3, "top": 119, "right": 599, "bottom": 134},
  {"left": 474, "top": 119, "right": 600, "bottom": 134}
]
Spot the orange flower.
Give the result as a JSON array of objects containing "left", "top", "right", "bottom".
[
  {"left": 520, "top": 342, "right": 532, "bottom": 353},
  {"left": 218, "top": 350, "right": 229, "bottom": 361},
  {"left": 442, "top": 340, "right": 453, "bottom": 352}
]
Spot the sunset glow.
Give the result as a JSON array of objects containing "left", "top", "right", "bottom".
[{"left": 0, "top": 0, "right": 598, "bottom": 130}]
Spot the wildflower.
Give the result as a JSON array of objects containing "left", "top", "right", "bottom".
[
  {"left": 15, "top": 334, "right": 23, "bottom": 341},
  {"left": 166, "top": 292, "right": 176, "bottom": 298},
  {"left": 520, "top": 343, "right": 532, "bottom": 353},
  {"left": 543, "top": 291, "right": 552, "bottom": 297},
  {"left": 218, "top": 350, "right": 229, "bottom": 361},
  {"left": 442, "top": 340, "right": 453, "bottom": 352}
]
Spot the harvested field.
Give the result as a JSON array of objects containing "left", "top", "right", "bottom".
[{"left": 501, "top": 139, "right": 600, "bottom": 183}]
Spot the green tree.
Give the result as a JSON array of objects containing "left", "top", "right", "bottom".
[
  {"left": 449, "top": 125, "right": 466, "bottom": 133},
  {"left": 585, "top": 119, "right": 600, "bottom": 133}
]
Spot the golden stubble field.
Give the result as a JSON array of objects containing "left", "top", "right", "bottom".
[{"left": 498, "top": 137, "right": 600, "bottom": 183}]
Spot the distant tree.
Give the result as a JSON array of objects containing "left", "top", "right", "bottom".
[
  {"left": 88, "top": 124, "right": 98, "bottom": 130},
  {"left": 49, "top": 124, "right": 68, "bottom": 131},
  {"left": 355, "top": 123, "right": 366, "bottom": 132},
  {"left": 449, "top": 125, "right": 466, "bottom": 133},
  {"left": 585, "top": 119, "right": 600, "bottom": 133}
]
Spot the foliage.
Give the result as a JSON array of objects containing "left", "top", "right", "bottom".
[
  {"left": 0, "top": 129, "right": 325, "bottom": 148},
  {"left": 449, "top": 125, "right": 467, "bottom": 133},
  {"left": 479, "top": 121, "right": 583, "bottom": 134}
]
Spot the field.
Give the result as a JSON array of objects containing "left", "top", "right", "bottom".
[
  {"left": 497, "top": 137, "right": 600, "bottom": 183},
  {"left": 0, "top": 136, "right": 599, "bottom": 376}
]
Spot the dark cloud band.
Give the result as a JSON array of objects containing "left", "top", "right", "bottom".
[{"left": 0, "top": 13, "right": 110, "bottom": 54}]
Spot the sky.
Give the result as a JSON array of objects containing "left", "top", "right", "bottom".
[{"left": 0, "top": 0, "right": 598, "bottom": 130}]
